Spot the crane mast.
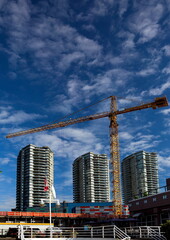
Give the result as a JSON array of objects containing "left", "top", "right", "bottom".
[
  {"left": 6, "top": 96, "right": 168, "bottom": 216},
  {"left": 109, "top": 96, "right": 122, "bottom": 215}
]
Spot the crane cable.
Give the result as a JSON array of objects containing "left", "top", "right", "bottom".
[{"left": 45, "top": 96, "right": 111, "bottom": 126}]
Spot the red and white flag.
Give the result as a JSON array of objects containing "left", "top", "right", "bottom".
[{"left": 44, "top": 178, "right": 49, "bottom": 191}]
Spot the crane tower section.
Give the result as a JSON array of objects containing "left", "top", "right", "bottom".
[{"left": 109, "top": 96, "right": 122, "bottom": 215}]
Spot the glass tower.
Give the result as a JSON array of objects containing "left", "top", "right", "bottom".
[{"left": 122, "top": 151, "right": 159, "bottom": 204}]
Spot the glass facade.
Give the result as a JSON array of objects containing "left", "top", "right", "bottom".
[{"left": 122, "top": 151, "right": 159, "bottom": 204}]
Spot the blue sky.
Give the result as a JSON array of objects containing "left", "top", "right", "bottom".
[{"left": 0, "top": 0, "right": 170, "bottom": 211}]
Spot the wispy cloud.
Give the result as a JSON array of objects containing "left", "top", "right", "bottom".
[
  {"left": 149, "top": 80, "right": 170, "bottom": 96},
  {"left": 0, "top": 0, "right": 103, "bottom": 83},
  {"left": 0, "top": 195, "right": 15, "bottom": 211},
  {"left": 160, "top": 108, "right": 170, "bottom": 115},
  {"left": 128, "top": 3, "right": 164, "bottom": 43},
  {"left": 50, "top": 67, "right": 133, "bottom": 114},
  {"left": 0, "top": 158, "right": 10, "bottom": 164},
  {"left": 121, "top": 133, "right": 160, "bottom": 156},
  {"left": 158, "top": 154, "right": 170, "bottom": 174},
  {"left": 118, "top": 94, "right": 143, "bottom": 107},
  {"left": 162, "top": 65, "right": 170, "bottom": 74},
  {"left": 118, "top": 0, "right": 128, "bottom": 18},
  {"left": 137, "top": 68, "right": 156, "bottom": 77},
  {"left": 0, "top": 106, "right": 42, "bottom": 125},
  {"left": 9, "top": 127, "right": 104, "bottom": 160},
  {"left": 119, "top": 131, "right": 133, "bottom": 140},
  {"left": 0, "top": 174, "right": 13, "bottom": 183},
  {"left": 162, "top": 45, "right": 170, "bottom": 56},
  {"left": 90, "top": 0, "right": 115, "bottom": 17},
  {"left": 118, "top": 31, "right": 135, "bottom": 51}
]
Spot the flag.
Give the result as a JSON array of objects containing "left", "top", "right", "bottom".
[
  {"left": 44, "top": 178, "right": 49, "bottom": 191},
  {"left": 52, "top": 185, "right": 56, "bottom": 199}
]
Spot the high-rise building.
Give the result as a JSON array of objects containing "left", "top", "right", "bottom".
[
  {"left": 73, "top": 152, "right": 110, "bottom": 203},
  {"left": 121, "top": 151, "right": 159, "bottom": 204},
  {"left": 16, "top": 144, "right": 54, "bottom": 211}
]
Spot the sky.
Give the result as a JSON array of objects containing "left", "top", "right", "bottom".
[{"left": 0, "top": 0, "right": 170, "bottom": 211}]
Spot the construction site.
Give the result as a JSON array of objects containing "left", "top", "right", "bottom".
[
  {"left": 2, "top": 96, "right": 169, "bottom": 240},
  {"left": 6, "top": 96, "right": 169, "bottom": 214}
]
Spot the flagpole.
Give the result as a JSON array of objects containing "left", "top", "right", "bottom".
[
  {"left": 49, "top": 186, "right": 52, "bottom": 238},
  {"left": 44, "top": 177, "right": 52, "bottom": 238}
]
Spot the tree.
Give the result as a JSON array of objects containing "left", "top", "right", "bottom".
[{"left": 161, "top": 220, "right": 170, "bottom": 239}]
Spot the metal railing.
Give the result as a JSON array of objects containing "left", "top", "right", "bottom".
[
  {"left": 18, "top": 224, "right": 131, "bottom": 239},
  {"left": 123, "top": 226, "right": 167, "bottom": 240},
  {"left": 149, "top": 227, "right": 167, "bottom": 240}
]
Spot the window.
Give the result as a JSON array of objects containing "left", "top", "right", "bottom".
[
  {"left": 144, "top": 200, "right": 147, "bottom": 204},
  {"left": 136, "top": 202, "right": 139, "bottom": 205},
  {"left": 163, "top": 195, "right": 167, "bottom": 200},
  {"left": 153, "top": 197, "right": 156, "bottom": 202}
]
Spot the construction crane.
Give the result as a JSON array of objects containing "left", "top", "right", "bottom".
[{"left": 6, "top": 96, "right": 168, "bottom": 216}]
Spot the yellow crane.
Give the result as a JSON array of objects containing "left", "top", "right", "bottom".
[{"left": 6, "top": 96, "right": 168, "bottom": 216}]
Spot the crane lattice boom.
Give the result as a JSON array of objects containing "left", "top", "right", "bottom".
[{"left": 6, "top": 96, "right": 168, "bottom": 216}]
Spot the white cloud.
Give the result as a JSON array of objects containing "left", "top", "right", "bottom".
[
  {"left": 0, "top": 107, "right": 42, "bottom": 125},
  {"left": 76, "top": 35, "right": 102, "bottom": 55},
  {"left": 123, "top": 34, "right": 135, "bottom": 50},
  {"left": 165, "top": 119, "right": 170, "bottom": 127},
  {"left": 57, "top": 128, "right": 98, "bottom": 144},
  {"left": 124, "top": 139, "right": 159, "bottom": 154},
  {"left": 90, "top": 0, "right": 115, "bottom": 17},
  {"left": 121, "top": 133, "right": 160, "bottom": 156},
  {"left": 162, "top": 66, "right": 170, "bottom": 74},
  {"left": 0, "top": 174, "right": 13, "bottom": 183},
  {"left": 158, "top": 154, "right": 170, "bottom": 168},
  {"left": 118, "top": 0, "right": 128, "bottom": 17},
  {"left": 160, "top": 108, "right": 170, "bottom": 115},
  {"left": 82, "top": 69, "right": 132, "bottom": 97},
  {"left": 137, "top": 68, "right": 156, "bottom": 77},
  {"left": 0, "top": 0, "right": 103, "bottom": 78},
  {"left": 119, "top": 132, "right": 133, "bottom": 140},
  {"left": 118, "top": 95, "right": 143, "bottom": 107},
  {"left": 138, "top": 24, "right": 159, "bottom": 43},
  {"left": 0, "top": 158, "right": 10, "bottom": 164},
  {"left": 116, "top": 31, "right": 137, "bottom": 57},
  {"left": 58, "top": 52, "right": 84, "bottom": 69},
  {"left": 50, "top": 67, "right": 133, "bottom": 114},
  {"left": 128, "top": 3, "right": 164, "bottom": 43},
  {"left": 0, "top": 195, "right": 15, "bottom": 211},
  {"left": 10, "top": 127, "right": 104, "bottom": 160},
  {"left": 162, "top": 45, "right": 170, "bottom": 56},
  {"left": 56, "top": 33, "right": 102, "bottom": 70},
  {"left": 149, "top": 80, "right": 170, "bottom": 96},
  {"left": 50, "top": 79, "right": 84, "bottom": 114}
]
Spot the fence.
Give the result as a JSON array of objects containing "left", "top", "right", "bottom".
[
  {"left": 123, "top": 226, "right": 167, "bottom": 240},
  {"left": 18, "top": 224, "right": 131, "bottom": 239}
]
